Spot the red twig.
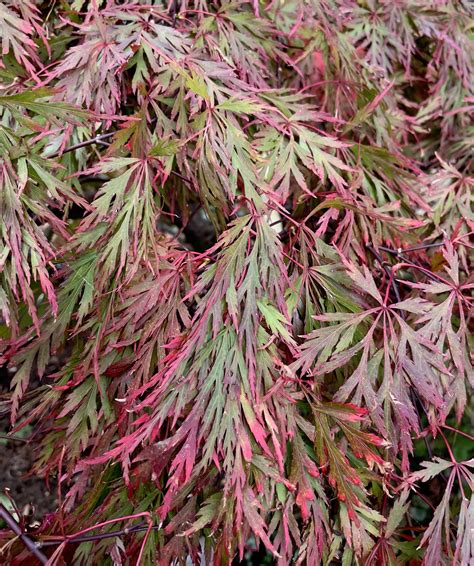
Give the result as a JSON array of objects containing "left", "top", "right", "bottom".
[
  {"left": 57, "top": 447, "right": 66, "bottom": 538},
  {"left": 441, "top": 424, "right": 474, "bottom": 441},
  {"left": 136, "top": 517, "right": 153, "bottom": 565}
]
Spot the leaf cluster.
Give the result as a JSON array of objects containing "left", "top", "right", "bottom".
[{"left": 0, "top": 1, "right": 472, "bottom": 564}]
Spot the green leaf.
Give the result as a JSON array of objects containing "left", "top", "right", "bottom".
[
  {"left": 185, "top": 72, "right": 208, "bottom": 100},
  {"left": 257, "top": 298, "right": 295, "bottom": 345},
  {"left": 385, "top": 492, "right": 410, "bottom": 538}
]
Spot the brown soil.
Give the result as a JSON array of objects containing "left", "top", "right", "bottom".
[
  {"left": 0, "top": 362, "right": 57, "bottom": 526},
  {"left": 0, "top": 421, "right": 57, "bottom": 521}
]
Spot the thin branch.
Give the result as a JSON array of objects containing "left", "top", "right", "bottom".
[
  {"left": 171, "top": 202, "right": 203, "bottom": 241},
  {"left": 441, "top": 424, "right": 474, "bottom": 441},
  {"left": 379, "top": 242, "right": 444, "bottom": 254},
  {"left": 410, "top": 390, "right": 449, "bottom": 486},
  {"left": 169, "top": 168, "right": 192, "bottom": 185},
  {"left": 39, "top": 522, "right": 154, "bottom": 546},
  {"left": 51, "top": 132, "right": 193, "bottom": 186},
  {"left": 170, "top": 0, "right": 181, "bottom": 26},
  {"left": 365, "top": 244, "right": 403, "bottom": 305},
  {"left": 392, "top": 261, "right": 447, "bottom": 284},
  {"left": 0, "top": 503, "right": 48, "bottom": 565},
  {"left": 368, "top": 242, "right": 448, "bottom": 289},
  {"left": 50, "top": 132, "right": 116, "bottom": 158},
  {"left": 36, "top": 512, "right": 154, "bottom": 558},
  {"left": 0, "top": 434, "right": 30, "bottom": 443}
]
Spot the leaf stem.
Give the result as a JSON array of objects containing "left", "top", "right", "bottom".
[{"left": 441, "top": 424, "right": 474, "bottom": 441}]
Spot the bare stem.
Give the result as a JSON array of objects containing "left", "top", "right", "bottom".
[
  {"left": 0, "top": 503, "right": 48, "bottom": 564},
  {"left": 51, "top": 132, "right": 193, "bottom": 186},
  {"left": 365, "top": 244, "right": 403, "bottom": 305},
  {"left": 379, "top": 242, "right": 444, "bottom": 254},
  {"left": 50, "top": 132, "right": 116, "bottom": 158},
  {"left": 40, "top": 522, "right": 152, "bottom": 546}
]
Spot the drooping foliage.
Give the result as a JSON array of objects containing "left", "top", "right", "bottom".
[{"left": 0, "top": 0, "right": 472, "bottom": 564}]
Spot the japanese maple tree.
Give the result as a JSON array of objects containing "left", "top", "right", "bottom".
[{"left": 0, "top": 0, "right": 472, "bottom": 564}]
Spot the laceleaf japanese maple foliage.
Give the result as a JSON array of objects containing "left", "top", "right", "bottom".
[{"left": 0, "top": 0, "right": 472, "bottom": 564}]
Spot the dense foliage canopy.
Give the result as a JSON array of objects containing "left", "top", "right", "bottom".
[{"left": 0, "top": 0, "right": 472, "bottom": 564}]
